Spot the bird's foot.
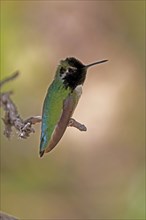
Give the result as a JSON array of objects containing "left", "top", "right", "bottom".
[{"left": 68, "top": 118, "right": 87, "bottom": 131}]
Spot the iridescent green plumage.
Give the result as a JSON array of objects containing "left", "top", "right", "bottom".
[
  {"left": 40, "top": 80, "right": 69, "bottom": 150},
  {"left": 40, "top": 59, "right": 82, "bottom": 157},
  {"left": 40, "top": 57, "right": 108, "bottom": 157}
]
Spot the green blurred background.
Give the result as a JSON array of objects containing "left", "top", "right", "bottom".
[{"left": 0, "top": 1, "right": 145, "bottom": 219}]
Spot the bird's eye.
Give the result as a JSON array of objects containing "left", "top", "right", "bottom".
[
  {"left": 68, "top": 67, "right": 76, "bottom": 74},
  {"left": 60, "top": 67, "right": 65, "bottom": 75}
]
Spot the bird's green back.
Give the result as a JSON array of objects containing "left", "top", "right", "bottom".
[{"left": 40, "top": 78, "right": 71, "bottom": 151}]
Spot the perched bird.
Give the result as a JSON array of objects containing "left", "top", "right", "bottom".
[{"left": 40, "top": 57, "right": 108, "bottom": 157}]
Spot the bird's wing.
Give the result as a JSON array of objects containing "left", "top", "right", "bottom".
[
  {"left": 40, "top": 84, "right": 82, "bottom": 157},
  {"left": 44, "top": 93, "right": 77, "bottom": 154}
]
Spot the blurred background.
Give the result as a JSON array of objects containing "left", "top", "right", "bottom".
[{"left": 0, "top": 1, "right": 145, "bottom": 219}]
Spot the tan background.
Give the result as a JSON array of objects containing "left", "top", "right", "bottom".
[{"left": 1, "top": 1, "right": 145, "bottom": 219}]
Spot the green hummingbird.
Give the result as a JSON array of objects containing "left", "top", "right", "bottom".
[{"left": 40, "top": 57, "right": 108, "bottom": 157}]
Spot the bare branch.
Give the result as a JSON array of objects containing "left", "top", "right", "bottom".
[
  {"left": 24, "top": 116, "right": 42, "bottom": 124},
  {"left": 0, "top": 212, "right": 19, "bottom": 220},
  {"left": 0, "top": 71, "right": 19, "bottom": 88},
  {"left": 0, "top": 73, "right": 41, "bottom": 138},
  {"left": 68, "top": 118, "right": 87, "bottom": 131},
  {"left": 0, "top": 90, "right": 41, "bottom": 138},
  {"left": 0, "top": 72, "right": 86, "bottom": 139}
]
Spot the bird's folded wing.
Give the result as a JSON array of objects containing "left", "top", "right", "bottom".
[{"left": 45, "top": 94, "right": 76, "bottom": 153}]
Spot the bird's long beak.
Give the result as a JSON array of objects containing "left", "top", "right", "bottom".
[{"left": 85, "top": 59, "right": 108, "bottom": 69}]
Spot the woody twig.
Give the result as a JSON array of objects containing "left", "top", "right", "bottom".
[
  {"left": 0, "top": 72, "right": 86, "bottom": 139},
  {"left": 0, "top": 72, "right": 41, "bottom": 138}
]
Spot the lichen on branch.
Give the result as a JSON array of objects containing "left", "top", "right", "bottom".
[
  {"left": 0, "top": 72, "right": 86, "bottom": 139},
  {"left": 0, "top": 72, "right": 41, "bottom": 138}
]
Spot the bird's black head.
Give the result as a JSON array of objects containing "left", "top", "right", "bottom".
[
  {"left": 57, "top": 57, "right": 86, "bottom": 91},
  {"left": 57, "top": 57, "right": 108, "bottom": 91}
]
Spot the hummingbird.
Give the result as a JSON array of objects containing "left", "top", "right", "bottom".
[{"left": 40, "top": 57, "right": 108, "bottom": 157}]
